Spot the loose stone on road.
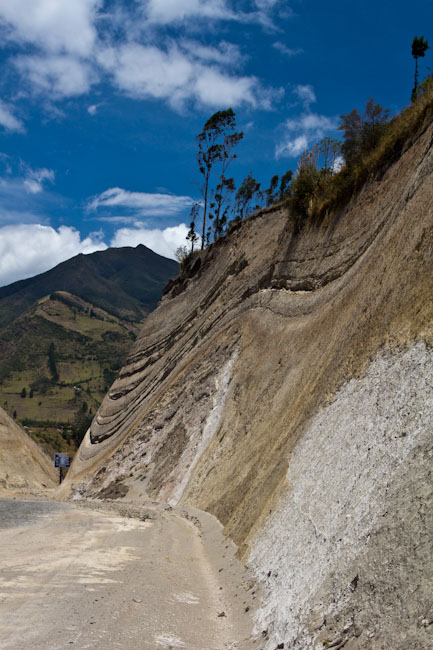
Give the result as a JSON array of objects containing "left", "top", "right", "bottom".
[{"left": 0, "top": 499, "right": 256, "bottom": 650}]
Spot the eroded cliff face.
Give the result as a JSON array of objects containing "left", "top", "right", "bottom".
[
  {"left": 63, "top": 118, "right": 433, "bottom": 649},
  {"left": 0, "top": 407, "right": 57, "bottom": 494}
]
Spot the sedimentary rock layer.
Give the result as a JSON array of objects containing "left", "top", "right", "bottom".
[{"left": 64, "top": 116, "right": 433, "bottom": 649}]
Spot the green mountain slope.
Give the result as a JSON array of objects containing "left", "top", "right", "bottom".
[
  {"left": 0, "top": 291, "right": 140, "bottom": 457},
  {"left": 0, "top": 245, "right": 178, "bottom": 328},
  {"left": 0, "top": 245, "right": 178, "bottom": 457}
]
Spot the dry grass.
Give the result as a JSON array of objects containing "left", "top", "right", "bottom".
[{"left": 306, "top": 85, "right": 433, "bottom": 221}]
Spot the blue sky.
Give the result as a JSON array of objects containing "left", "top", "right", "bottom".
[{"left": 0, "top": 0, "right": 431, "bottom": 286}]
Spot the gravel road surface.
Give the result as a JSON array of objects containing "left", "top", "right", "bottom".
[{"left": 0, "top": 499, "right": 257, "bottom": 650}]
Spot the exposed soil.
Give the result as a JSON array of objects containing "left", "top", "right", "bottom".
[{"left": 0, "top": 497, "right": 259, "bottom": 650}]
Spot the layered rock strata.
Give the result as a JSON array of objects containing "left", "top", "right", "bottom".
[{"left": 64, "top": 117, "right": 433, "bottom": 649}]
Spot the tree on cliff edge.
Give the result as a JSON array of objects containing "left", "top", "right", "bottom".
[
  {"left": 186, "top": 204, "right": 200, "bottom": 253},
  {"left": 196, "top": 109, "right": 242, "bottom": 248},
  {"left": 412, "top": 36, "right": 429, "bottom": 101}
]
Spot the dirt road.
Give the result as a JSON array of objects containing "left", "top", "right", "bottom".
[{"left": 0, "top": 499, "right": 257, "bottom": 650}]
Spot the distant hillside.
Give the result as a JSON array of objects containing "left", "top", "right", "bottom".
[
  {"left": 0, "top": 291, "right": 141, "bottom": 458},
  {"left": 0, "top": 245, "right": 178, "bottom": 457},
  {"left": 0, "top": 245, "right": 178, "bottom": 328}
]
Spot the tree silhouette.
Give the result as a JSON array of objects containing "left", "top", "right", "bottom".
[
  {"left": 339, "top": 99, "right": 389, "bottom": 165},
  {"left": 186, "top": 204, "right": 200, "bottom": 253},
  {"left": 210, "top": 176, "right": 236, "bottom": 240},
  {"left": 196, "top": 109, "right": 241, "bottom": 248},
  {"left": 317, "top": 137, "right": 342, "bottom": 174},
  {"left": 234, "top": 173, "right": 261, "bottom": 220},
  {"left": 412, "top": 36, "right": 430, "bottom": 101},
  {"left": 212, "top": 130, "right": 242, "bottom": 237},
  {"left": 279, "top": 170, "right": 293, "bottom": 199},
  {"left": 265, "top": 174, "right": 279, "bottom": 206}
]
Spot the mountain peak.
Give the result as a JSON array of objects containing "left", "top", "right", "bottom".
[{"left": 0, "top": 246, "right": 178, "bottom": 328}]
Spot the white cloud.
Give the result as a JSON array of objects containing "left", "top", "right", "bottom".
[
  {"left": 95, "top": 216, "right": 138, "bottom": 224},
  {"left": 87, "top": 104, "right": 98, "bottom": 115},
  {"left": 0, "top": 100, "right": 24, "bottom": 133},
  {"left": 0, "top": 0, "right": 101, "bottom": 56},
  {"left": 0, "top": 1, "right": 281, "bottom": 112},
  {"left": 276, "top": 134, "right": 308, "bottom": 158},
  {"left": 0, "top": 173, "right": 58, "bottom": 225},
  {"left": 142, "top": 0, "right": 286, "bottom": 28},
  {"left": 275, "top": 85, "right": 336, "bottom": 158},
  {"left": 88, "top": 187, "right": 195, "bottom": 217},
  {"left": 98, "top": 42, "right": 267, "bottom": 110},
  {"left": 294, "top": 84, "right": 316, "bottom": 107},
  {"left": 0, "top": 224, "right": 107, "bottom": 287},
  {"left": 23, "top": 167, "right": 55, "bottom": 194},
  {"left": 193, "top": 67, "right": 260, "bottom": 108},
  {"left": 111, "top": 224, "right": 190, "bottom": 260},
  {"left": 180, "top": 40, "right": 245, "bottom": 68},
  {"left": 273, "top": 41, "right": 302, "bottom": 57},
  {"left": 332, "top": 154, "right": 344, "bottom": 173},
  {"left": 252, "top": 0, "right": 291, "bottom": 29},
  {"left": 286, "top": 113, "right": 336, "bottom": 132},
  {"left": 143, "top": 0, "right": 237, "bottom": 24},
  {"left": 15, "top": 55, "right": 95, "bottom": 98},
  {"left": 98, "top": 44, "right": 193, "bottom": 107},
  {"left": 276, "top": 112, "right": 338, "bottom": 158}
]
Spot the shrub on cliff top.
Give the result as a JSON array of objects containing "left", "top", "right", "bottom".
[{"left": 289, "top": 84, "right": 433, "bottom": 225}]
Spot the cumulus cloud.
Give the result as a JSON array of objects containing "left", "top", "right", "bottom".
[
  {"left": 15, "top": 55, "right": 95, "bottom": 98},
  {"left": 0, "top": 224, "right": 107, "bottom": 287},
  {"left": 23, "top": 167, "right": 55, "bottom": 194},
  {"left": 276, "top": 112, "right": 338, "bottom": 158},
  {"left": 98, "top": 42, "right": 267, "bottom": 110},
  {"left": 88, "top": 187, "right": 195, "bottom": 217},
  {"left": 0, "top": 0, "right": 281, "bottom": 113},
  {"left": 0, "top": 100, "right": 24, "bottom": 133},
  {"left": 110, "top": 223, "right": 191, "bottom": 260},
  {"left": 87, "top": 104, "right": 98, "bottom": 115},
  {"left": 0, "top": 0, "right": 101, "bottom": 56},
  {"left": 194, "top": 67, "right": 262, "bottom": 108},
  {"left": 0, "top": 1, "right": 100, "bottom": 102}
]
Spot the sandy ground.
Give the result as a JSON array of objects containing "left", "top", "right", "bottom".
[{"left": 0, "top": 498, "right": 259, "bottom": 650}]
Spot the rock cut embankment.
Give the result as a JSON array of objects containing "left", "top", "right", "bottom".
[
  {"left": 63, "top": 117, "right": 433, "bottom": 649},
  {"left": 0, "top": 407, "right": 56, "bottom": 495}
]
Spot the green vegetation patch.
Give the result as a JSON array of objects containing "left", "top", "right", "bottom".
[{"left": 0, "top": 292, "right": 140, "bottom": 451}]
